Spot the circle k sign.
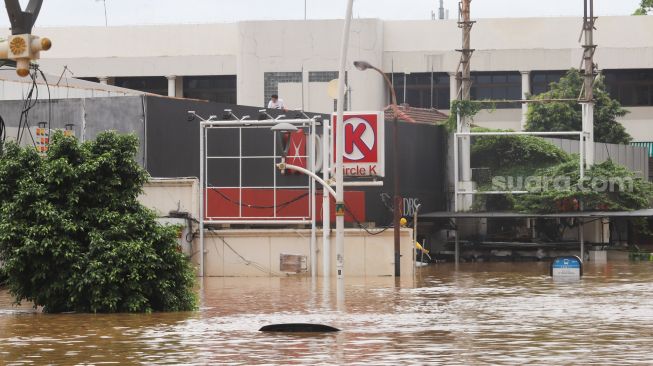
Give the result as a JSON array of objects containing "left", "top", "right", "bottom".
[{"left": 331, "top": 112, "right": 385, "bottom": 177}]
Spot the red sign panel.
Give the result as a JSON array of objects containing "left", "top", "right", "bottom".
[
  {"left": 284, "top": 130, "right": 307, "bottom": 174},
  {"left": 332, "top": 112, "right": 385, "bottom": 177},
  {"left": 205, "top": 188, "right": 365, "bottom": 223}
]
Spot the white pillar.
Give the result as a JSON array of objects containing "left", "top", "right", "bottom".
[
  {"left": 166, "top": 75, "right": 176, "bottom": 97},
  {"left": 582, "top": 103, "right": 595, "bottom": 166},
  {"left": 520, "top": 71, "right": 530, "bottom": 131},
  {"left": 98, "top": 77, "right": 108, "bottom": 85},
  {"left": 449, "top": 72, "right": 458, "bottom": 104}
]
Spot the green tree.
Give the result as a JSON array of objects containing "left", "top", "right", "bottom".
[
  {"left": 525, "top": 69, "right": 632, "bottom": 145},
  {"left": 0, "top": 131, "right": 197, "bottom": 313},
  {"left": 634, "top": 0, "right": 653, "bottom": 15}
]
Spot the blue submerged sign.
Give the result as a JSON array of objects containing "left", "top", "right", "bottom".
[{"left": 550, "top": 256, "right": 582, "bottom": 281}]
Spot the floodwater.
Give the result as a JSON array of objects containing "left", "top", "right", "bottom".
[{"left": 1, "top": 261, "right": 653, "bottom": 365}]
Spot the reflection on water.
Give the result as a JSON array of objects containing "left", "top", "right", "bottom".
[{"left": 1, "top": 261, "right": 653, "bottom": 365}]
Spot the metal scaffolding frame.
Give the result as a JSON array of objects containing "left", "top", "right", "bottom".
[{"left": 197, "top": 113, "right": 320, "bottom": 276}]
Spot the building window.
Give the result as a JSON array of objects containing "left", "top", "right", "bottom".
[
  {"left": 308, "top": 71, "right": 339, "bottom": 82},
  {"left": 470, "top": 72, "right": 521, "bottom": 108},
  {"left": 389, "top": 72, "right": 450, "bottom": 110},
  {"left": 530, "top": 71, "right": 565, "bottom": 96},
  {"left": 604, "top": 69, "right": 653, "bottom": 107},
  {"left": 184, "top": 75, "right": 237, "bottom": 104},
  {"left": 114, "top": 77, "right": 167, "bottom": 95},
  {"left": 263, "top": 72, "right": 303, "bottom": 107}
]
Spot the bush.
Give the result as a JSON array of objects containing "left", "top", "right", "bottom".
[
  {"left": 0, "top": 131, "right": 197, "bottom": 313},
  {"left": 471, "top": 128, "right": 571, "bottom": 176}
]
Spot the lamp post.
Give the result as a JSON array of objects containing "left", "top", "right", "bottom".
[{"left": 354, "top": 60, "right": 402, "bottom": 277}]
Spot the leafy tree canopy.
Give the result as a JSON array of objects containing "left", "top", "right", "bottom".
[
  {"left": 634, "top": 0, "right": 653, "bottom": 15},
  {"left": 525, "top": 69, "right": 632, "bottom": 145},
  {"left": 0, "top": 132, "right": 197, "bottom": 313}
]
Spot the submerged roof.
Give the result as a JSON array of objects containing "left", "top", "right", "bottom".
[{"left": 421, "top": 209, "right": 653, "bottom": 219}]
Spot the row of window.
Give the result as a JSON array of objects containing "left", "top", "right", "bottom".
[
  {"left": 390, "top": 69, "right": 653, "bottom": 109},
  {"left": 80, "top": 76, "right": 237, "bottom": 104},
  {"left": 79, "top": 69, "right": 653, "bottom": 109}
]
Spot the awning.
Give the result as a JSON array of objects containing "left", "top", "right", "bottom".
[{"left": 420, "top": 208, "right": 653, "bottom": 220}]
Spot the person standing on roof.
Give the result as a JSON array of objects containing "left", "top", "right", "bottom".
[{"left": 267, "top": 94, "right": 287, "bottom": 111}]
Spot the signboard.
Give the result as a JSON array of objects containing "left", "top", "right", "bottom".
[
  {"left": 550, "top": 256, "right": 582, "bottom": 281},
  {"left": 332, "top": 112, "right": 385, "bottom": 177},
  {"left": 284, "top": 130, "right": 307, "bottom": 174}
]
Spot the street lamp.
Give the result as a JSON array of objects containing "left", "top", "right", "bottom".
[{"left": 354, "top": 60, "right": 402, "bottom": 277}]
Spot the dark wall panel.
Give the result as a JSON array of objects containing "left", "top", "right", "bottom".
[{"left": 145, "top": 95, "right": 447, "bottom": 224}]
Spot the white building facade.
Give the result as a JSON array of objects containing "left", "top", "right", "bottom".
[{"left": 34, "top": 16, "right": 653, "bottom": 142}]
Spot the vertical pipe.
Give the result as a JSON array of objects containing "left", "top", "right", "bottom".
[
  {"left": 580, "top": 219, "right": 585, "bottom": 262},
  {"left": 335, "top": 0, "right": 354, "bottom": 302},
  {"left": 310, "top": 119, "right": 317, "bottom": 279},
  {"left": 323, "top": 118, "right": 331, "bottom": 278},
  {"left": 580, "top": 131, "right": 585, "bottom": 179},
  {"left": 403, "top": 74, "right": 407, "bottom": 104},
  {"left": 239, "top": 127, "right": 243, "bottom": 218},
  {"left": 430, "top": 64, "right": 434, "bottom": 109},
  {"left": 393, "top": 113, "right": 401, "bottom": 277},
  {"left": 453, "top": 131, "right": 459, "bottom": 213},
  {"left": 273, "top": 133, "right": 277, "bottom": 218},
  {"left": 199, "top": 124, "right": 205, "bottom": 277},
  {"left": 454, "top": 219, "right": 460, "bottom": 268}
]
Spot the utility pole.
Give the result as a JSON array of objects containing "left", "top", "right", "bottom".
[
  {"left": 456, "top": 0, "right": 474, "bottom": 211},
  {"left": 582, "top": 0, "right": 596, "bottom": 166},
  {"left": 335, "top": 0, "right": 354, "bottom": 305}
]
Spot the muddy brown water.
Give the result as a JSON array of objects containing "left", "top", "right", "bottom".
[{"left": 1, "top": 261, "right": 652, "bottom": 365}]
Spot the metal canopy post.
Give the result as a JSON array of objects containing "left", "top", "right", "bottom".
[
  {"left": 322, "top": 118, "right": 331, "bottom": 278},
  {"left": 579, "top": 218, "right": 585, "bottom": 262},
  {"left": 199, "top": 120, "right": 205, "bottom": 277},
  {"left": 310, "top": 118, "right": 317, "bottom": 278}
]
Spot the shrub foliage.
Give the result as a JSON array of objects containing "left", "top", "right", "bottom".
[{"left": 0, "top": 132, "right": 197, "bottom": 313}]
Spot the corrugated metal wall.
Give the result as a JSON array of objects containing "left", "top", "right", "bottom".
[{"left": 544, "top": 138, "right": 649, "bottom": 179}]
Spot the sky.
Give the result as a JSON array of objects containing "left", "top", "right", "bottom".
[{"left": 0, "top": 0, "right": 643, "bottom": 28}]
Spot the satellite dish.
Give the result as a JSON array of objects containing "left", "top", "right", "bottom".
[{"left": 327, "top": 79, "right": 348, "bottom": 99}]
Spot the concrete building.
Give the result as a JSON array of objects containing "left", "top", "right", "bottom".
[{"left": 33, "top": 16, "right": 653, "bottom": 142}]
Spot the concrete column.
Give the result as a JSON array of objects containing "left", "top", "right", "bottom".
[
  {"left": 449, "top": 72, "right": 458, "bottom": 107},
  {"left": 166, "top": 75, "right": 176, "bottom": 97},
  {"left": 98, "top": 77, "right": 109, "bottom": 85},
  {"left": 175, "top": 76, "right": 184, "bottom": 98},
  {"left": 520, "top": 71, "right": 530, "bottom": 131}
]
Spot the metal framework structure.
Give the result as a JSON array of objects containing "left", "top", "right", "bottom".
[{"left": 197, "top": 112, "right": 320, "bottom": 276}]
